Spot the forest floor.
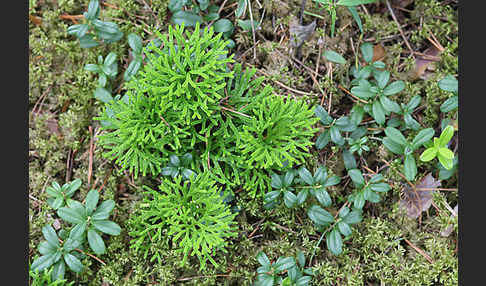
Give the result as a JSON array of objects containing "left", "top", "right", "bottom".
[{"left": 29, "top": 0, "right": 458, "bottom": 285}]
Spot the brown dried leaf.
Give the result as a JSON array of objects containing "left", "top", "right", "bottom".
[
  {"left": 289, "top": 19, "right": 316, "bottom": 48},
  {"left": 29, "top": 15, "right": 42, "bottom": 26},
  {"left": 47, "top": 116, "right": 61, "bottom": 136},
  {"left": 53, "top": 219, "right": 61, "bottom": 230},
  {"left": 410, "top": 45, "right": 442, "bottom": 80},
  {"left": 372, "top": 44, "right": 386, "bottom": 62},
  {"left": 399, "top": 173, "right": 441, "bottom": 219}
]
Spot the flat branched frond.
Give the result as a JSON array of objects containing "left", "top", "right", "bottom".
[
  {"left": 96, "top": 91, "right": 178, "bottom": 178},
  {"left": 239, "top": 94, "right": 319, "bottom": 169},
  {"left": 97, "top": 24, "right": 238, "bottom": 178},
  {"left": 136, "top": 23, "right": 234, "bottom": 124},
  {"left": 128, "top": 173, "right": 237, "bottom": 270}
]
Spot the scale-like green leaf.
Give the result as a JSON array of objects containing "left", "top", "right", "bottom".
[
  {"left": 92, "top": 200, "right": 115, "bottom": 220},
  {"left": 85, "top": 190, "right": 99, "bottom": 215},
  {"left": 411, "top": 128, "right": 435, "bottom": 150},
  {"left": 348, "top": 169, "right": 364, "bottom": 187},
  {"left": 326, "top": 228, "right": 343, "bottom": 255},
  {"left": 404, "top": 154, "right": 417, "bottom": 181},
  {"left": 213, "top": 19, "right": 233, "bottom": 33},
  {"left": 298, "top": 168, "right": 314, "bottom": 185},
  {"left": 87, "top": 229, "right": 106, "bottom": 254},
  {"left": 383, "top": 81, "right": 405, "bottom": 95},
  {"left": 92, "top": 220, "right": 121, "bottom": 235},
  {"left": 342, "top": 210, "right": 362, "bottom": 224},
  {"left": 256, "top": 251, "right": 270, "bottom": 266},
  {"left": 324, "top": 50, "right": 346, "bottom": 64},
  {"left": 420, "top": 148, "right": 437, "bottom": 162},
  {"left": 283, "top": 191, "right": 297, "bottom": 208},
  {"left": 307, "top": 205, "right": 334, "bottom": 226},
  {"left": 438, "top": 75, "right": 458, "bottom": 93},
  {"left": 314, "top": 188, "right": 331, "bottom": 207},
  {"left": 63, "top": 253, "right": 84, "bottom": 273},
  {"left": 57, "top": 206, "right": 85, "bottom": 224}
]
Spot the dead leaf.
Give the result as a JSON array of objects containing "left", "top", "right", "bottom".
[
  {"left": 53, "top": 219, "right": 61, "bottom": 230},
  {"left": 372, "top": 44, "right": 386, "bottom": 62},
  {"left": 410, "top": 45, "right": 442, "bottom": 80},
  {"left": 440, "top": 204, "right": 458, "bottom": 237},
  {"left": 47, "top": 116, "right": 61, "bottom": 136},
  {"left": 29, "top": 14, "right": 42, "bottom": 26},
  {"left": 289, "top": 19, "right": 316, "bottom": 48},
  {"left": 399, "top": 173, "right": 441, "bottom": 219}
]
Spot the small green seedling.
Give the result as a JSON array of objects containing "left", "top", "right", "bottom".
[
  {"left": 254, "top": 251, "right": 314, "bottom": 286},
  {"left": 382, "top": 127, "right": 435, "bottom": 181},
  {"left": 438, "top": 75, "right": 458, "bottom": 113},
  {"left": 311, "top": 0, "right": 378, "bottom": 37},
  {"left": 85, "top": 52, "right": 118, "bottom": 92},
  {"left": 264, "top": 167, "right": 341, "bottom": 210},
  {"left": 420, "top": 125, "right": 455, "bottom": 170},
  {"left": 347, "top": 169, "right": 391, "bottom": 209},
  {"left": 66, "top": 0, "right": 123, "bottom": 48},
  {"left": 31, "top": 225, "right": 85, "bottom": 281},
  {"left": 169, "top": 0, "right": 235, "bottom": 46},
  {"left": 351, "top": 68, "right": 405, "bottom": 125},
  {"left": 161, "top": 153, "right": 196, "bottom": 180},
  {"left": 124, "top": 33, "right": 144, "bottom": 81},
  {"left": 314, "top": 105, "right": 360, "bottom": 149},
  {"left": 437, "top": 156, "right": 458, "bottom": 180},
  {"left": 347, "top": 135, "right": 370, "bottom": 156},
  {"left": 45, "top": 179, "right": 82, "bottom": 210},
  {"left": 388, "top": 95, "right": 422, "bottom": 131},
  {"left": 57, "top": 189, "right": 121, "bottom": 255}
]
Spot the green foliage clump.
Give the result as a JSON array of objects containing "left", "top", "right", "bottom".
[
  {"left": 96, "top": 23, "right": 318, "bottom": 198},
  {"left": 29, "top": 267, "right": 74, "bottom": 286},
  {"left": 253, "top": 250, "right": 314, "bottom": 286},
  {"left": 420, "top": 125, "right": 455, "bottom": 170},
  {"left": 239, "top": 95, "right": 318, "bottom": 169},
  {"left": 128, "top": 173, "right": 237, "bottom": 270},
  {"left": 97, "top": 23, "right": 234, "bottom": 178}
]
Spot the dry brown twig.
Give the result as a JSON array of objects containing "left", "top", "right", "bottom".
[{"left": 385, "top": 0, "right": 415, "bottom": 61}]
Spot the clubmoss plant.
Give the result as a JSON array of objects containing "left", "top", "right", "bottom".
[
  {"left": 96, "top": 23, "right": 235, "bottom": 178},
  {"left": 239, "top": 95, "right": 318, "bottom": 169},
  {"left": 128, "top": 173, "right": 238, "bottom": 270},
  {"left": 96, "top": 23, "right": 318, "bottom": 198}
]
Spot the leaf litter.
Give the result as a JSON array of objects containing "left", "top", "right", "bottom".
[{"left": 399, "top": 173, "right": 441, "bottom": 219}]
